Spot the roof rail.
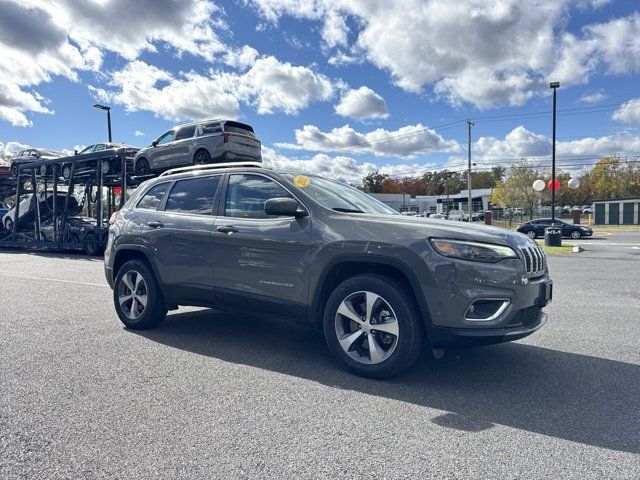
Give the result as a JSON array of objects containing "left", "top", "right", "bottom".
[{"left": 159, "top": 161, "right": 266, "bottom": 177}]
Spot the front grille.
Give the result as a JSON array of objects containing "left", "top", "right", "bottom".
[
  {"left": 520, "top": 245, "right": 546, "bottom": 277},
  {"left": 507, "top": 306, "right": 542, "bottom": 327}
]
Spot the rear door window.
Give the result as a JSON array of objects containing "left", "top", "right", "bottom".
[
  {"left": 93, "top": 144, "right": 106, "bottom": 152},
  {"left": 136, "top": 183, "right": 169, "bottom": 210},
  {"left": 175, "top": 125, "right": 196, "bottom": 141},
  {"left": 164, "top": 176, "right": 221, "bottom": 215}
]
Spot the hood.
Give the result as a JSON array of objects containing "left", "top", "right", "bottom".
[{"left": 350, "top": 213, "right": 533, "bottom": 249}]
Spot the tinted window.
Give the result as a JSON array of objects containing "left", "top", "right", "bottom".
[
  {"left": 165, "top": 176, "right": 220, "bottom": 215},
  {"left": 156, "top": 131, "right": 175, "bottom": 145},
  {"left": 175, "top": 125, "right": 196, "bottom": 141},
  {"left": 223, "top": 121, "right": 255, "bottom": 137},
  {"left": 200, "top": 122, "right": 223, "bottom": 135},
  {"left": 225, "top": 174, "right": 292, "bottom": 218},
  {"left": 137, "top": 183, "right": 169, "bottom": 210}
]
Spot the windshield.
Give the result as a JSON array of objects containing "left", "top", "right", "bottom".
[{"left": 283, "top": 174, "right": 397, "bottom": 215}]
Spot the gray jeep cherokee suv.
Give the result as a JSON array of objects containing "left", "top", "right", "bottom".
[{"left": 105, "top": 164, "right": 552, "bottom": 378}]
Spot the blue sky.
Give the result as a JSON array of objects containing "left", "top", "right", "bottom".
[{"left": 1, "top": 0, "right": 639, "bottom": 182}]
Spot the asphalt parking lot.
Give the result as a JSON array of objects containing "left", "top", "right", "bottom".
[{"left": 1, "top": 234, "right": 639, "bottom": 479}]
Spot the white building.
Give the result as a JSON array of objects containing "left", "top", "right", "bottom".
[{"left": 370, "top": 188, "right": 494, "bottom": 214}]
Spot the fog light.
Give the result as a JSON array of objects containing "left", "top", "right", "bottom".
[{"left": 465, "top": 299, "right": 510, "bottom": 321}]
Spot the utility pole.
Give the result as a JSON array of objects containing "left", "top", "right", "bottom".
[{"left": 467, "top": 119, "right": 474, "bottom": 222}]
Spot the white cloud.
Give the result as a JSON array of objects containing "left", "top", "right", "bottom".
[
  {"left": 275, "top": 123, "right": 461, "bottom": 158},
  {"left": 578, "top": 89, "right": 607, "bottom": 104},
  {"left": 237, "top": 56, "right": 335, "bottom": 114},
  {"left": 261, "top": 146, "right": 434, "bottom": 183},
  {"left": 0, "top": 0, "right": 234, "bottom": 126},
  {"left": 0, "top": 140, "right": 32, "bottom": 162},
  {"left": 612, "top": 98, "right": 640, "bottom": 125},
  {"left": 92, "top": 56, "right": 335, "bottom": 121},
  {"left": 335, "top": 86, "right": 388, "bottom": 120},
  {"left": 223, "top": 45, "right": 259, "bottom": 70},
  {"left": 247, "top": 0, "right": 633, "bottom": 109},
  {"left": 134, "top": 130, "right": 145, "bottom": 137},
  {"left": 471, "top": 126, "right": 640, "bottom": 168},
  {"left": 90, "top": 61, "right": 241, "bottom": 122}
]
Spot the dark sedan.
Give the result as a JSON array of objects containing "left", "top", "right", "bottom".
[
  {"left": 10, "top": 149, "right": 65, "bottom": 177},
  {"left": 517, "top": 218, "right": 593, "bottom": 239}
]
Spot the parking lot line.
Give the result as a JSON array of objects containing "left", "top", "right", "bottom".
[{"left": 0, "top": 273, "right": 109, "bottom": 287}]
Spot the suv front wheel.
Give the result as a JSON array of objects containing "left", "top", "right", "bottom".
[
  {"left": 323, "top": 274, "right": 424, "bottom": 378},
  {"left": 114, "top": 259, "right": 167, "bottom": 329}
]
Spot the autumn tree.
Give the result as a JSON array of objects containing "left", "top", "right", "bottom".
[
  {"left": 490, "top": 159, "right": 541, "bottom": 220},
  {"left": 362, "top": 171, "right": 387, "bottom": 193}
]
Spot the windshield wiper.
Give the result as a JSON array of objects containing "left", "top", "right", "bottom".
[{"left": 332, "top": 207, "right": 365, "bottom": 213}]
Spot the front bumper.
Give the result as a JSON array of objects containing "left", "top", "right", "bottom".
[{"left": 429, "top": 309, "right": 547, "bottom": 347}]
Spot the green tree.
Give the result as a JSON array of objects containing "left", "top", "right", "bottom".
[
  {"left": 490, "top": 159, "right": 541, "bottom": 220},
  {"left": 362, "top": 171, "right": 387, "bottom": 193}
]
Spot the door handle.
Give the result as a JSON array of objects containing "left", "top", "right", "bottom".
[
  {"left": 217, "top": 225, "right": 239, "bottom": 234},
  {"left": 147, "top": 220, "right": 164, "bottom": 228}
]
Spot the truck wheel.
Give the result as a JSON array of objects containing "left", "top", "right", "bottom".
[
  {"left": 83, "top": 233, "right": 102, "bottom": 256},
  {"left": 114, "top": 259, "right": 167, "bottom": 330},
  {"left": 323, "top": 274, "right": 424, "bottom": 378}
]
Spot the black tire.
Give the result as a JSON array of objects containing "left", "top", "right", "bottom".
[
  {"left": 323, "top": 274, "right": 424, "bottom": 379},
  {"left": 83, "top": 232, "right": 103, "bottom": 256},
  {"left": 113, "top": 259, "right": 167, "bottom": 330},
  {"left": 194, "top": 149, "right": 211, "bottom": 164},
  {"left": 10, "top": 164, "right": 18, "bottom": 177},
  {"left": 570, "top": 230, "right": 581, "bottom": 239},
  {"left": 135, "top": 158, "right": 150, "bottom": 176},
  {"left": 62, "top": 164, "right": 72, "bottom": 180},
  {"left": 526, "top": 230, "right": 537, "bottom": 239}
]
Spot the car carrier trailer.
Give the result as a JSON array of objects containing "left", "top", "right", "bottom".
[{"left": 0, "top": 148, "right": 149, "bottom": 256}]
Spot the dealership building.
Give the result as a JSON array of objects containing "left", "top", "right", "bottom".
[
  {"left": 370, "top": 188, "right": 494, "bottom": 214},
  {"left": 592, "top": 197, "right": 640, "bottom": 225}
]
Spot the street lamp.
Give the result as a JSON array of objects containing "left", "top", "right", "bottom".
[
  {"left": 93, "top": 104, "right": 112, "bottom": 142},
  {"left": 546, "top": 81, "right": 562, "bottom": 247}
]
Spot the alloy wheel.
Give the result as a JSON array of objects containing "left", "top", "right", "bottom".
[
  {"left": 334, "top": 291, "right": 399, "bottom": 365},
  {"left": 571, "top": 230, "right": 581, "bottom": 239},
  {"left": 118, "top": 270, "right": 148, "bottom": 320},
  {"left": 527, "top": 231, "right": 536, "bottom": 239}
]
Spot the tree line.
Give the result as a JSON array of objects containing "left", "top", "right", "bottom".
[{"left": 361, "top": 156, "right": 640, "bottom": 209}]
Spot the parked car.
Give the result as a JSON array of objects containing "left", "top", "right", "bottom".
[
  {"left": 60, "top": 143, "right": 140, "bottom": 179},
  {"left": 132, "top": 119, "right": 261, "bottom": 176},
  {"left": 471, "top": 211, "right": 485, "bottom": 222},
  {"left": 105, "top": 165, "right": 552, "bottom": 378},
  {"left": 9, "top": 149, "right": 65, "bottom": 177},
  {"left": 516, "top": 218, "right": 593, "bottom": 239},
  {"left": 1, "top": 192, "right": 79, "bottom": 232},
  {"left": 583, "top": 207, "right": 594, "bottom": 214},
  {"left": 428, "top": 213, "right": 446, "bottom": 220},
  {"left": 447, "top": 209, "right": 468, "bottom": 221}
]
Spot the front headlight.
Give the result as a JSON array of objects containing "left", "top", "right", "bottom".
[{"left": 430, "top": 238, "right": 518, "bottom": 263}]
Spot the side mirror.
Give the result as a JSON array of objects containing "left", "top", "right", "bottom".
[
  {"left": 151, "top": 140, "right": 158, "bottom": 147},
  {"left": 264, "top": 197, "right": 306, "bottom": 218}
]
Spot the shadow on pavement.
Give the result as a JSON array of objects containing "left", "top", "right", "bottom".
[
  {"left": 132, "top": 308, "right": 640, "bottom": 455},
  {"left": 0, "top": 248, "right": 101, "bottom": 262}
]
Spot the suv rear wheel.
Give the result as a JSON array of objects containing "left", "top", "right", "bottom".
[
  {"left": 114, "top": 259, "right": 167, "bottom": 329},
  {"left": 323, "top": 274, "right": 424, "bottom": 378}
]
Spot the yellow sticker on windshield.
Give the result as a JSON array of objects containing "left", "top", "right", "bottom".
[{"left": 293, "top": 175, "right": 310, "bottom": 188}]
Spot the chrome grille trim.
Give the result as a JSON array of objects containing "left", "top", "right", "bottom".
[{"left": 520, "top": 245, "right": 546, "bottom": 276}]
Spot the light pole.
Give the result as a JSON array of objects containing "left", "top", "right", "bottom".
[
  {"left": 93, "top": 104, "right": 112, "bottom": 142},
  {"left": 545, "top": 81, "right": 562, "bottom": 247},
  {"left": 549, "top": 82, "right": 559, "bottom": 224},
  {"left": 467, "top": 119, "right": 474, "bottom": 222}
]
